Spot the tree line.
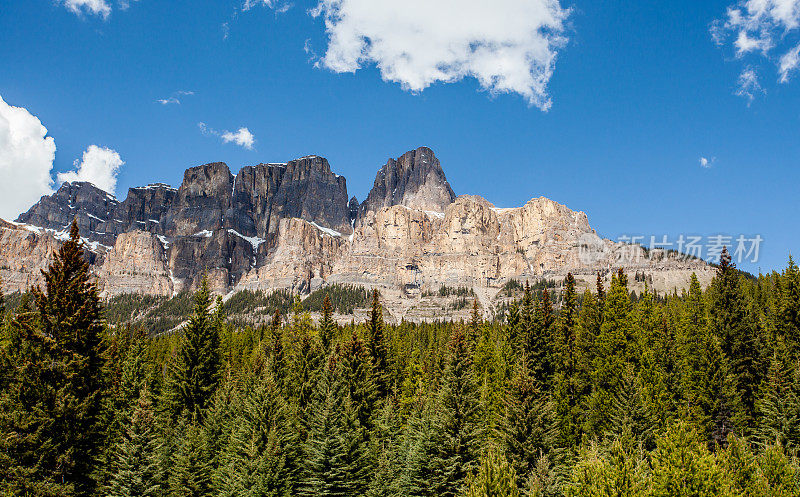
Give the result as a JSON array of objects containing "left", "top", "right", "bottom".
[{"left": 2, "top": 220, "right": 800, "bottom": 495}]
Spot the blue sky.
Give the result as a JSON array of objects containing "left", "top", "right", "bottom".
[{"left": 1, "top": 0, "right": 799, "bottom": 273}]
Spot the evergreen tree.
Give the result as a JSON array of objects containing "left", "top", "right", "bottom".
[
  {"left": 554, "top": 273, "right": 580, "bottom": 449},
  {"left": 336, "top": 330, "right": 378, "bottom": 431},
  {"left": 429, "top": 327, "right": 484, "bottom": 496},
  {"left": 269, "top": 308, "right": 285, "bottom": 385},
  {"left": 710, "top": 247, "right": 762, "bottom": 428},
  {"left": 470, "top": 299, "right": 482, "bottom": 345},
  {"left": 301, "top": 364, "right": 371, "bottom": 496},
  {"left": 648, "top": 421, "right": 730, "bottom": 496},
  {"left": 167, "top": 416, "right": 213, "bottom": 497},
  {"left": 320, "top": 294, "right": 336, "bottom": 356},
  {"left": 754, "top": 339, "right": 800, "bottom": 448},
  {"left": 465, "top": 449, "right": 519, "bottom": 497},
  {"left": 596, "top": 272, "right": 606, "bottom": 316},
  {"left": 367, "top": 289, "right": 390, "bottom": 399},
  {"left": 97, "top": 330, "right": 152, "bottom": 490},
  {"left": 287, "top": 299, "right": 322, "bottom": 438},
  {"left": 0, "top": 220, "right": 106, "bottom": 495},
  {"left": 107, "top": 390, "right": 162, "bottom": 497},
  {"left": 779, "top": 257, "right": 800, "bottom": 359},
  {"left": 164, "top": 279, "right": 221, "bottom": 421},
  {"left": 367, "top": 402, "right": 402, "bottom": 497},
  {"left": 565, "top": 437, "right": 646, "bottom": 497},
  {"left": 498, "top": 361, "right": 558, "bottom": 491},
  {"left": 676, "top": 274, "right": 738, "bottom": 446},
  {"left": 214, "top": 362, "right": 301, "bottom": 496},
  {"left": 586, "top": 269, "right": 634, "bottom": 437}
]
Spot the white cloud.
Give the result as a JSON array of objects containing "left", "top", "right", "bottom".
[
  {"left": 198, "top": 122, "right": 255, "bottom": 150},
  {"left": 308, "top": 0, "right": 570, "bottom": 110},
  {"left": 221, "top": 128, "right": 255, "bottom": 149},
  {"left": 243, "top": 0, "right": 292, "bottom": 13},
  {"left": 156, "top": 90, "right": 194, "bottom": 105},
  {"left": 736, "top": 67, "right": 765, "bottom": 103},
  {"left": 699, "top": 157, "right": 716, "bottom": 168},
  {"left": 779, "top": 43, "right": 800, "bottom": 81},
  {"left": 734, "top": 31, "right": 772, "bottom": 54},
  {"left": 63, "top": 0, "right": 111, "bottom": 18},
  {"left": 0, "top": 96, "right": 56, "bottom": 221},
  {"left": 714, "top": 0, "right": 800, "bottom": 95},
  {"left": 57, "top": 145, "right": 124, "bottom": 194}
]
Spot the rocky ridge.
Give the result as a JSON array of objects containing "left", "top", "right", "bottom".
[{"left": 3, "top": 146, "right": 714, "bottom": 317}]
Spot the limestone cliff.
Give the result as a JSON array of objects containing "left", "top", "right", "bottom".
[{"left": 2, "top": 147, "right": 714, "bottom": 307}]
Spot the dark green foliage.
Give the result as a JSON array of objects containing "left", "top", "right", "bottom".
[
  {"left": 6, "top": 232, "right": 800, "bottom": 495},
  {"left": 422, "top": 285, "right": 477, "bottom": 298},
  {"left": 710, "top": 247, "right": 762, "bottom": 428},
  {"left": 168, "top": 416, "right": 213, "bottom": 497},
  {"left": 214, "top": 359, "right": 301, "bottom": 496},
  {"left": 367, "top": 289, "right": 390, "bottom": 399},
  {"left": 319, "top": 294, "right": 336, "bottom": 355},
  {"left": 107, "top": 391, "right": 162, "bottom": 497},
  {"left": 303, "top": 284, "right": 372, "bottom": 314},
  {"left": 428, "top": 327, "right": 484, "bottom": 497},
  {"left": 163, "top": 279, "right": 221, "bottom": 421},
  {"left": 0, "top": 220, "right": 106, "bottom": 495},
  {"left": 465, "top": 449, "right": 519, "bottom": 497}
]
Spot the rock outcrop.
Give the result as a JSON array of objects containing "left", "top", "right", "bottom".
[
  {"left": 2, "top": 146, "right": 714, "bottom": 308},
  {"left": 358, "top": 146, "right": 456, "bottom": 219},
  {"left": 17, "top": 181, "right": 120, "bottom": 243}
]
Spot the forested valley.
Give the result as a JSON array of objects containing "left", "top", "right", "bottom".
[{"left": 3, "top": 222, "right": 800, "bottom": 496}]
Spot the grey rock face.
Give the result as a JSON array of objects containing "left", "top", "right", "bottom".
[
  {"left": 269, "top": 156, "right": 351, "bottom": 235},
  {"left": 359, "top": 146, "right": 456, "bottom": 219},
  {"left": 348, "top": 196, "right": 359, "bottom": 223},
  {"left": 104, "top": 184, "right": 178, "bottom": 236},
  {"left": 16, "top": 181, "right": 120, "bottom": 243},
  {"left": 229, "top": 156, "right": 351, "bottom": 238},
  {"left": 163, "top": 162, "right": 234, "bottom": 237}
]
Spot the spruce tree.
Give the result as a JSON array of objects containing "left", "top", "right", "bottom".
[
  {"left": 778, "top": 257, "right": 800, "bottom": 359},
  {"left": 753, "top": 339, "right": 800, "bottom": 448},
  {"left": 287, "top": 299, "right": 322, "bottom": 439},
  {"left": 648, "top": 421, "right": 729, "bottom": 496},
  {"left": 269, "top": 308, "right": 285, "bottom": 385},
  {"left": 320, "top": 294, "right": 336, "bottom": 356},
  {"left": 677, "top": 273, "right": 737, "bottom": 446},
  {"left": 165, "top": 279, "right": 221, "bottom": 421},
  {"left": 465, "top": 449, "right": 519, "bottom": 497},
  {"left": 586, "top": 269, "right": 634, "bottom": 436},
  {"left": 167, "top": 416, "right": 213, "bottom": 497},
  {"left": 554, "top": 273, "right": 580, "bottom": 449},
  {"left": 470, "top": 299, "right": 482, "bottom": 345},
  {"left": 214, "top": 362, "right": 301, "bottom": 496},
  {"left": 498, "top": 361, "right": 558, "bottom": 491},
  {"left": 301, "top": 362, "right": 372, "bottom": 496},
  {"left": 0, "top": 220, "right": 107, "bottom": 495},
  {"left": 710, "top": 247, "right": 762, "bottom": 428},
  {"left": 367, "top": 289, "right": 390, "bottom": 399},
  {"left": 107, "top": 390, "right": 162, "bottom": 497},
  {"left": 428, "top": 327, "right": 484, "bottom": 497}
]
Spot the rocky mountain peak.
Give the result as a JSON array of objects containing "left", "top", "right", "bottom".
[
  {"left": 16, "top": 181, "right": 119, "bottom": 235},
  {"left": 359, "top": 146, "right": 456, "bottom": 218}
]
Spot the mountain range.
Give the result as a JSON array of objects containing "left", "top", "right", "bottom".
[{"left": 0, "top": 146, "right": 712, "bottom": 318}]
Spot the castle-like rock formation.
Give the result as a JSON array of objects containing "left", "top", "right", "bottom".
[{"left": 2, "top": 147, "right": 712, "bottom": 302}]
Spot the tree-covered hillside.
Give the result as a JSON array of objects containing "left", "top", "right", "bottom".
[{"left": 2, "top": 221, "right": 800, "bottom": 495}]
